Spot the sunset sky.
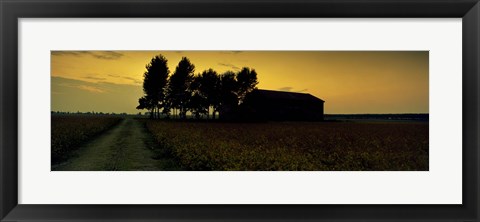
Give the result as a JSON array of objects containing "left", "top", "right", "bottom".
[{"left": 51, "top": 51, "right": 428, "bottom": 114}]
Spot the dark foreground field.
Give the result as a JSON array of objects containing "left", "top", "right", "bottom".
[
  {"left": 52, "top": 115, "right": 428, "bottom": 171},
  {"left": 146, "top": 121, "right": 428, "bottom": 171}
]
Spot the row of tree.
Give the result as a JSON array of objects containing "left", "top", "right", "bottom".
[{"left": 137, "top": 55, "right": 258, "bottom": 119}]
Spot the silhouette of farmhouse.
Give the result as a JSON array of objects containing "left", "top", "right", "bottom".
[{"left": 221, "top": 89, "right": 325, "bottom": 121}]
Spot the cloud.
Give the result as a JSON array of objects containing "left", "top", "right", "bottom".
[
  {"left": 51, "top": 51, "right": 86, "bottom": 57},
  {"left": 90, "top": 51, "right": 123, "bottom": 60},
  {"left": 122, "top": 76, "right": 137, "bottom": 81},
  {"left": 277, "top": 87, "right": 293, "bottom": 92},
  {"left": 76, "top": 85, "right": 105, "bottom": 93},
  {"left": 52, "top": 76, "right": 143, "bottom": 95},
  {"left": 83, "top": 76, "right": 107, "bottom": 81},
  {"left": 51, "top": 51, "right": 124, "bottom": 60},
  {"left": 54, "top": 77, "right": 107, "bottom": 94},
  {"left": 277, "top": 87, "right": 309, "bottom": 93},
  {"left": 218, "top": 63, "right": 240, "bottom": 71},
  {"left": 108, "top": 74, "right": 142, "bottom": 85},
  {"left": 56, "top": 80, "right": 106, "bottom": 94},
  {"left": 51, "top": 76, "right": 144, "bottom": 114}
]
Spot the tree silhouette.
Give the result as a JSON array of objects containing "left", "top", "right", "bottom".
[
  {"left": 136, "top": 96, "right": 153, "bottom": 118},
  {"left": 161, "top": 99, "right": 172, "bottom": 119},
  {"left": 188, "top": 76, "right": 209, "bottom": 119},
  {"left": 137, "top": 55, "right": 170, "bottom": 119},
  {"left": 198, "top": 69, "right": 221, "bottom": 119},
  {"left": 236, "top": 67, "right": 259, "bottom": 104},
  {"left": 167, "top": 57, "right": 195, "bottom": 119},
  {"left": 136, "top": 54, "right": 260, "bottom": 120},
  {"left": 218, "top": 71, "right": 239, "bottom": 118}
]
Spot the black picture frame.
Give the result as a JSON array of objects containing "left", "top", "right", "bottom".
[{"left": 1, "top": 0, "right": 479, "bottom": 221}]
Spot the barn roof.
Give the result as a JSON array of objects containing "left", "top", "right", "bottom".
[{"left": 251, "top": 89, "right": 325, "bottom": 103}]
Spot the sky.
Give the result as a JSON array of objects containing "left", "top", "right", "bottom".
[{"left": 51, "top": 51, "right": 428, "bottom": 114}]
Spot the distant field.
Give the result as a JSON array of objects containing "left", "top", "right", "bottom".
[
  {"left": 51, "top": 115, "right": 122, "bottom": 164},
  {"left": 146, "top": 121, "right": 429, "bottom": 171},
  {"left": 324, "top": 114, "right": 429, "bottom": 122}
]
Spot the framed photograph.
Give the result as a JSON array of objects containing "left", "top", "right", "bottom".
[
  {"left": 49, "top": 50, "right": 429, "bottom": 172},
  {"left": 1, "top": 0, "right": 479, "bottom": 221}
]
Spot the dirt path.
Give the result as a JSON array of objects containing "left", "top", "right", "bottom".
[{"left": 53, "top": 118, "right": 180, "bottom": 171}]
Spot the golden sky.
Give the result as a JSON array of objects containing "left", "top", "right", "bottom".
[{"left": 51, "top": 51, "right": 428, "bottom": 114}]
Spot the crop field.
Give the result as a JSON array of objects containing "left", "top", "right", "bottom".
[
  {"left": 146, "top": 121, "right": 429, "bottom": 171},
  {"left": 51, "top": 115, "right": 122, "bottom": 164}
]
